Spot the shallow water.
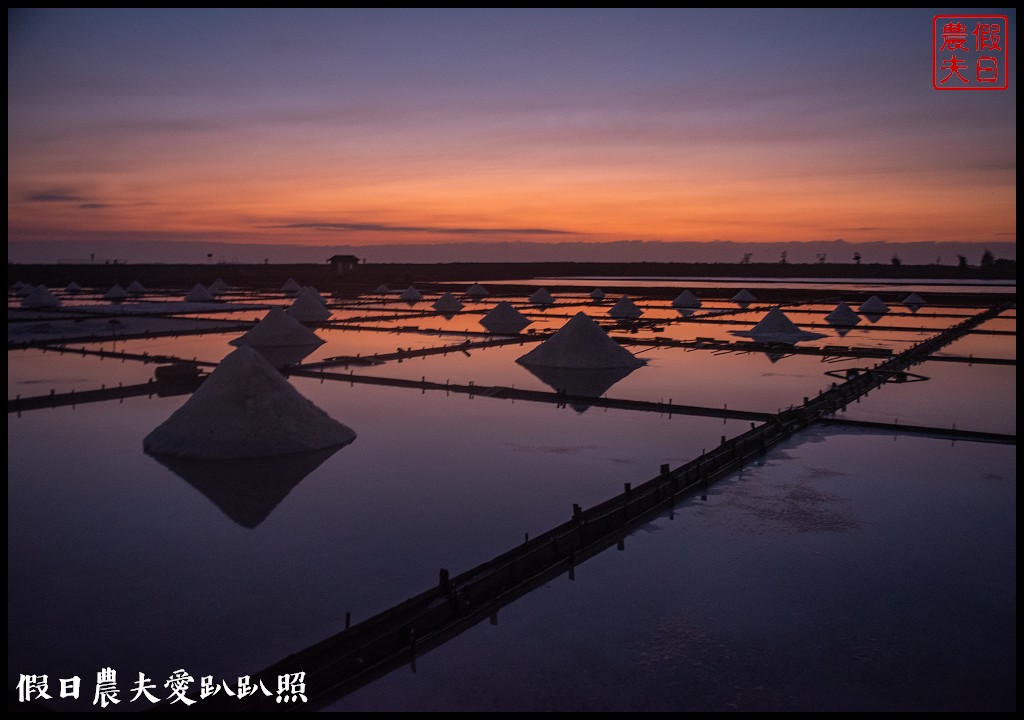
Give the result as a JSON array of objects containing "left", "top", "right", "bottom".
[
  {"left": 330, "top": 429, "right": 1016, "bottom": 712},
  {"left": 8, "top": 381, "right": 751, "bottom": 701},
  {"left": 7, "top": 283, "right": 1014, "bottom": 712}
]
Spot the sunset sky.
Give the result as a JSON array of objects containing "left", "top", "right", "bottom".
[{"left": 7, "top": 8, "right": 1017, "bottom": 253}]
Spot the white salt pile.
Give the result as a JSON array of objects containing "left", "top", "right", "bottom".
[
  {"left": 231, "top": 307, "right": 325, "bottom": 347},
  {"left": 209, "top": 277, "right": 231, "bottom": 295},
  {"left": 184, "top": 284, "right": 215, "bottom": 302},
  {"left": 399, "top": 286, "right": 423, "bottom": 302},
  {"left": 480, "top": 301, "right": 532, "bottom": 334},
  {"left": 609, "top": 295, "right": 643, "bottom": 320},
  {"left": 672, "top": 290, "right": 701, "bottom": 309},
  {"left": 902, "top": 292, "right": 926, "bottom": 311},
  {"left": 143, "top": 345, "right": 356, "bottom": 459},
  {"left": 590, "top": 288, "right": 605, "bottom": 301},
  {"left": 301, "top": 286, "right": 328, "bottom": 306},
  {"left": 433, "top": 292, "right": 465, "bottom": 314},
  {"left": 465, "top": 283, "right": 490, "bottom": 298},
  {"left": 528, "top": 288, "right": 555, "bottom": 306},
  {"left": 281, "top": 278, "right": 302, "bottom": 295},
  {"left": 373, "top": 284, "right": 391, "bottom": 294},
  {"left": 65, "top": 281, "right": 82, "bottom": 295},
  {"left": 732, "top": 289, "right": 757, "bottom": 303},
  {"left": 21, "top": 285, "right": 60, "bottom": 309},
  {"left": 286, "top": 289, "right": 332, "bottom": 323},
  {"left": 825, "top": 301, "right": 861, "bottom": 326},
  {"left": 518, "top": 312, "right": 643, "bottom": 369},
  {"left": 103, "top": 284, "right": 129, "bottom": 302},
  {"left": 858, "top": 295, "right": 889, "bottom": 314},
  {"left": 734, "top": 307, "right": 825, "bottom": 344},
  {"left": 127, "top": 280, "right": 147, "bottom": 295}
]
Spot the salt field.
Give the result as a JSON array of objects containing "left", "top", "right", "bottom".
[{"left": 7, "top": 277, "right": 1016, "bottom": 712}]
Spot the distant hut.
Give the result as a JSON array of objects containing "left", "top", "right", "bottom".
[{"left": 328, "top": 254, "right": 361, "bottom": 274}]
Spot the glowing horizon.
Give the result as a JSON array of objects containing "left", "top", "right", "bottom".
[{"left": 8, "top": 9, "right": 1017, "bottom": 249}]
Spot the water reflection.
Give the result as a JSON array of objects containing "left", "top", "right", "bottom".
[
  {"left": 147, "top": 447, "right": 343, "bottom": 528},
  {"left": 518, "top": 364, "right": 639, "bottom": 413},
  {"left": 249, "top": 344, "right": 319, "bottom": 369}
]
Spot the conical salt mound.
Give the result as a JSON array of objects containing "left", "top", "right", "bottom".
[
  {"left": 671, "top": 290, "right": 701, "bottom": 309},
  {"left": 590, "top": 288, "right": 605, "bottom": 301},
  {"left": 399, "top": 286, "right": 422, "bottom": 302},
  {"left": 185, "top": 284, "right": 215, "bottom": 302},
  {"left": 465, "top": 283, "right": 489, "bottom": 298},
  {"left": 209, "top": 277, "right": 231, "bottom": 295},
  {"left": 480, "top": 301, "right": 532, "bottom": 334},
  {"left": 143, "top": 345, "right": 356, "bottom": 459},
  {"left": 301, "top": 286, "right": 328, "bottom": 306},
  {"left": 127, "top": 280, "right": 147, "bottom": 295},
  {"left": 104, "top": 284, "right": 129, "bottom": 301},
  {"left": 22, "top": 285, "right": 60, "bottom": 308},
  {"left": 732, "top": 289, "right": 757, "bottom": 303},
  {"left": 825, "top": 301, "right": 861, "bottom": 326},
  {"left": 518, "top": 312, "right": 643, "bottom": 369},
  {"left": 65, "top": 281, "right": 82, "bottom": 294},
  {"left": 373, "top": 284, "right": 391, "bottom": 294},
  {"left": 609, "top": 295, "right": 643, "bottom": 320},
  {"left": 528, "top": 288, "right": 555, "bottom": 305},
  {"left": 12, "top": 281, "right": 29, "bottom": 294},
  {"left": 858, "top": 295, "right": 889, "bottom": 314},
  {"left": 519, "top": 364, "right": 637, "bottom": 414},
  {"left": 902, "top": 292, "right": 925, "bottom": 308},
  {"left": 729, "top": 307, "right": 826, "bottom": 343},
  {"left": 433, "top": 292, "right": 464, "bottom": 314},
  {"left": 749, "top": 308, "right": 803, "bottom": 338},
  {"left": 231, "top": 308, "right": 325, "bottom": 347},
  {"left": 287, "top": 291, "right": 332, "bottom": 322},
  {"left": 281, "top": 277, "right": 302, "bottom": 295}
]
